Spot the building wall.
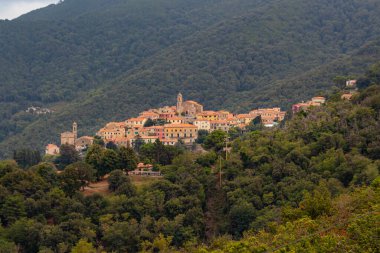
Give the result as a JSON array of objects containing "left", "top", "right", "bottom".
[
  {"left": 164, "top": 125, "right": 198, "bottom": 144},
  {"left": 61, "top": 132, "right": 75, "bottom": 146},
  {"left": 194, "top": 120, "right": 211, "bottom": 131}
]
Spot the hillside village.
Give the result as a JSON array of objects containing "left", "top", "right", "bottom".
[{"left": 45, "top": 86, "right": 354, "bottom": 155}]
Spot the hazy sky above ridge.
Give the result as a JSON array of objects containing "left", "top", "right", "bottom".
[{"left": 0, "top": 0, "right": 58, "bottom": 20}]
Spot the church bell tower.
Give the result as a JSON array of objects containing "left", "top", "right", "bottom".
[
  {"left": 72, "top": 122, "right": 78, "bottom": 140},
  {"left": 177, "top": 93, "right": 183, "bottom": 114}
]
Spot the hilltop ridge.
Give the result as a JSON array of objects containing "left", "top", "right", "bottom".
[{"left": 1, "top": 0, "right": 380, "bottom": 157}]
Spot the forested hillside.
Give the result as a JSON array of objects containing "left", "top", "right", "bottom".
[
  {"left": 1, "top": 0, "right": 380, "bottom": 157},
  {"left": 0, "top": 67, "right": 379, "bottom": 252}
]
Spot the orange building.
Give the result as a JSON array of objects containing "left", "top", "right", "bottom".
[{"left": 45, "top": 144, "right": 60, "bottom": 155}]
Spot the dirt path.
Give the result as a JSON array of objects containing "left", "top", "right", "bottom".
[{"left": 83, "top": 180, "right": 110, "bottom": 196}]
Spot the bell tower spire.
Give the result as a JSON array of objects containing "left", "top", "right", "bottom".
[
  {"left": 177, "top": 93, "right": 183, "bottom": 114},
  {"left": 72, "top": 122, "right": 78, "bottom": 140}
]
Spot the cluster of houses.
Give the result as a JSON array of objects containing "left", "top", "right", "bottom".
[
  {"left": 48, "top": 82, "right": 360, "bottom": 155},
  {"left": 291, "top": 96, "right": 326, "bottom": 113},
  {"left": 45, "top": 93, "right": 287, "bottom": 155},
  {"left": 44, "top": 81, "right": 359, "bottom": 177},
  {"left": 45, "top": 122, "right": 95, "bottom": 155},
  {"left": 95, "top": 93, "right": 286, "bottom": 148},
  {"left": 26, "top": 106, "right": 54, "bottom": 115},
  {"left": 341, "top": 79, "right": 358, "bottom": 100},
  {"left": 291, "top": 79, "right": 358, "bottom": 113}
]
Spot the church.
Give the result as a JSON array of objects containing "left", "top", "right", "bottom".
[
  {"left": 60, "top": 122, "right": 77, "bottom": 146},
  {"left": 176, "top": 93, "right": 203, "bottom": 117},
  {"left": 60, "top": 122, "right": 94, "bottom": 150}
]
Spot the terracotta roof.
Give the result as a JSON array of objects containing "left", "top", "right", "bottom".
[
  {"left": 137, "top": 163, "right": 153, "bottom": 168},
  {"left": 46, "top": 144, "right": 59, "bottom": 148},
  {"left": 169, "top": 116, "right": 184, "bottom": 120},
  {"left": 194, "top": 119, "right": 210, "bottom": 122},
  {"left": 164, "top": 123, "right": 197, "bottom": 128},
  {"left": 236, "top": 114, "right": 252, "bottom": 119},
  {"left": 185, "top": 100, "right": 202, "bottom": 105},
  {"left": 146, "top": 126, "right": 164, "bottom": 130},
  {"left": 127, "top": 117, "right": 146, "bottom": 122},
  {"left": 197, "top": 111, "right": 217, "bottom": 116}
]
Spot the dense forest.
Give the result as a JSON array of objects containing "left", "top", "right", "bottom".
[
  {"left": 1, "top": 0, "right": 380, "bottom": 157},
  {"left": 0, "top": 66, "right": 379, "bottom": 252}
]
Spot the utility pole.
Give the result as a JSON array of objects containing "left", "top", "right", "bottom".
[
  {"left": 225, "top": 135, "right": 229, "bottom": 160},
  {"left": 219, "top": 155, "right": 222, "bottom": 188}
]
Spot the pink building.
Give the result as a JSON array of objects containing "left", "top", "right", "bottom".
[{"left": 145, "top": 126, "right": 165, "bottom": 140}]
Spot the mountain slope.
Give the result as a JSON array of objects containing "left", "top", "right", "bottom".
[{"left": 1, "top": 0, "right": 380, "bottom": 157}]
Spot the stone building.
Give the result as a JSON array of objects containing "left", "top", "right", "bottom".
[
  {"left": 61, "top": 122, "right": 77, "bottom": 146},
  {"left": 176, "top": 93, "right": 203, "bottom": 117},
  {"left": 75, "top": 136, "right": 94, "bottom": 150}
]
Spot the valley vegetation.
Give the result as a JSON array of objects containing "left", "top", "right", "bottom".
[{"left": 0, "top": 67, "right": 379, "bottom": 252}]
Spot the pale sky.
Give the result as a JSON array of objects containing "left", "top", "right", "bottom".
[{"left": 0, "top": 0, "right": 58, "bottom": 20}]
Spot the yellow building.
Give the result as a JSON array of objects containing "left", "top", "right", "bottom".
[
  {"left": 97, "top": 122, "right": 126, "bottom": 141},
  {"left": 168, "top": 116, "right": 184, "bottom": 124},
  {"left": 196, "top": 111, "right": 219, "bottom": 121},
  {"left": 164, "top": 123, "right": 198, "bottom": 144},
  {"left": 250, "top": 108, "right": 286, "bottom": 122},
  {"left": 235, "top": 114, "right": 254, "bottom": 124},
  {"left": 217, "top": 110, "right": 233, "bottom": 120}
]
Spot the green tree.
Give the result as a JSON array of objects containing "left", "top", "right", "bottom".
[
  {"left": 300, "top": 183, "right": 332, "bottom": 219},
  {"left": 55, "top": 145, "right": 80, "bottom": 169},
  {"left": 143, "top": 118, "right": 155, "bottom": 127},
  {"left": 229, "top": 200, "right": 256, "bottom": 237},
  {"left": 106, "top": 141, "right": 118, "bottom": 150},
  {"left": 196, "top": 130, "right": 209, "bottom": 144},
  {"left": 13, "top": 149, "right": 41, "bottom": 169},
  {"left": 30, "top": 162, "right": 58, "bottom": 186},
  {"left": 0, "top": 194, "right": 26, "bottom": 226},
  {"left": 108, "top": 170, "right": 129, "bottom": 192},
  {"left": 60, "top": 162, "right": 95, "bottom": 195},
  {"left": 93, "top": 136, "right": 105, "bottom": 146},
  {"left": 246, "top": 116, "right": 263, "bottom": 131},
  {"left": 118, "top": 147, "right": 138, "bottom": 172},
  {"left": 99, "top": 149, "right": 121, "bottom": 177},
  {"left": 0, "top": 160, "right": 18, "bottom": 178},
  {"left": 7, "top": 218, "right": 42, "bottom": 253},
  {"left": 203, "top": 130, "right": 227, "bottom": 152},
  {"left": 71, "top": 239, "right": 96, "bottom": 253}
]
